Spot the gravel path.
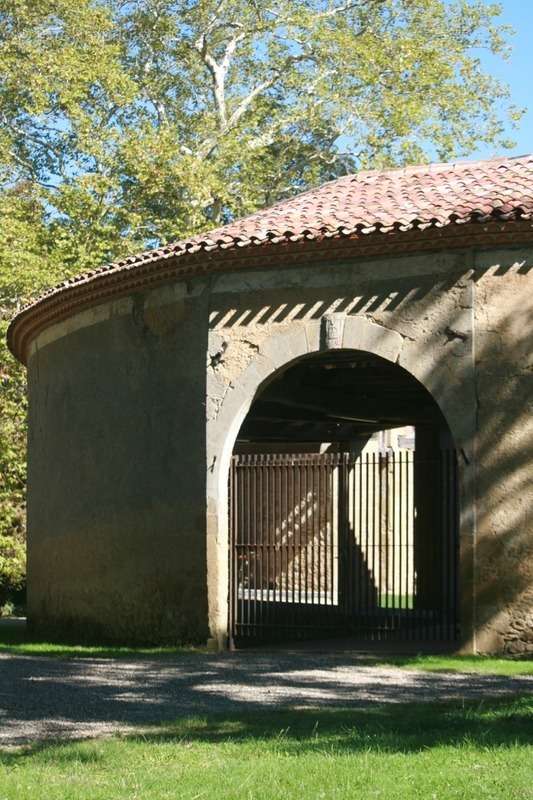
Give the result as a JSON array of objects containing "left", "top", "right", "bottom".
[{"left": 1, "top": 650, "right": 531, "bottom": 747}]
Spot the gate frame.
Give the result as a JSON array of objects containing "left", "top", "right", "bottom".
[
  {"left": 206, "top": 315, "right": 476, "bottom": 652},
  {"left": 228, "top": 449, "right": 459, "bottom": 646}
]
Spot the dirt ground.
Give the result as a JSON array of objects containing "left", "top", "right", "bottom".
[{"left": 1, "top": 649, "right": 532, "bottom": 746}]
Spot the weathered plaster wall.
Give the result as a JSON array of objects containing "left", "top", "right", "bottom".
[
  {"left": 25, "top": 243, "right": 533, "bottom": 652},
  {"left": 472, "top": 252, "right": 533, "bottom": 654},
  {"left": 205, "top": 245, "right": 533, "bottom": 653},
  {"left": 27, "top": 279, "right": 210, "bottom": 643}
]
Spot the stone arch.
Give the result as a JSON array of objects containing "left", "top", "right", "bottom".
[{"left": 206, "top": 314, "right": 475, "bottom": 649}]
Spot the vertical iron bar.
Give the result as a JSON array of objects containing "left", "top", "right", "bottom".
[
  {"left": 284, "top": 456, "right": 289, "bottom": 637},
  {"left": 264, "top": 455, "right": 268, "bottom": 628},
  {"left": 233, "top": 456, "right": 239, "bottom": 643},
  {"left": 281, "top": 455, "right": 286, "bottom": 634},
  {"left": 273, "top": 457, "right": 277, "bottom": 611},
  {"left": 365, "top": 453, "right": 370, "bottom": 631},
  {"left": 367, "top": 453, "right": 371, "bottom": 633},
  {"left": 448, "top": 449, "right": 454, "bottom": 641},
  {"left": 238, "top": 455, "right": 243, "bottom": 641},
  {"left": 376, "top": 451, "right": 383, "bottom": 641},
  {"left": 408, "top": 448, "right": 412, "bottom": 640},
  {"left": 356, "top": 456, "right": 361, "bottom": 619},
  {"left": 252, "top": 457, "right": 257, "bottom": 637},
  {"left": 281, "top": 455, "right": 286, "bottom": 635},
  {"left": 406, "top": 450, "right": 410, "bottom": 638},
  {"left": 453, "top": 451, "right": 459, "bottom": 641},
  {"left": 345, "top": 453, "right": 348, "bottom": 623},
  {"left": 291, "top": 456, "right": 297, "bottom": 634},
  {"left": 384, "top": 451, "right": 389, "bottom": 636},
  {"left": 449, "top": 449, "right": 454, "bottom": 641},
  {"left": 322, "top": 461, "right": 331, "bottom": 612},
  {"left": 442, "top": 449, "right": 446, "bottom": 641},
  {"left": 278, "top": 457, "right": 282, "bottom": 611},
  {"left": 319, "top": 456, "right": 324, "bottom": 625},
  {"left": 235, "top": 458, "right": 240, "bottom": 639},
  {"left": 249, "top": 456, "right": 253, "bottom": 637},
  {"left": 408, "top": 450, "right": 413, "bottom": 642},
  {"left": 245, "top": 455, "right": 250, "bottom": 638},
  {"left": 344, "top": 452, "right": 350, "bottom": 628},
  {"left": 256, "top": 455, "right": 260, "bottom": 636},
  {"left": 398, "top": 451, "right": 403, "bottom": 636},
  {"left": 277, "top": 457, "right": 282, "bottom": 632},
  {"left": 391, "top": 450, "right": 396, "bottom": 638},
  {"left": 329, "top": 456, "right": 341, "bottom": 618},
  {"left": 450, "top": 449, "right": 454, "bottom": 641},
  {"left": 404, "top": 451, "right": 408, "bottom": 641},
  {"left": 304, "top": 461, "right": 309, "bottom": 608},
  {"left": 311, "top": 461, "right": 316, "bottom": 610},
  {"left": 271, "top": 455, "right": 275, "bottom": 613},
  {"left": 296, "top": 461, "right": 302, "bottom": 626},
  {"left": 399, "top": 452, "right": 403, "bottom": 636},
  {"left": 370, "top": 452, "right": 375, "bottom": 640},
  {"left": 329, "top": 457, "right": 333, "bottom": 611},
  {"left": 228, "top": 456, "right": 235, "bottom": 648},
  {"left": 317, "top": 456, "right": 322, "bottom": 623},
  {"left": 327, "top": 456, "right": 336, "bottom": 608},
  {"left": 358, "top": 454, "right": 363, "bottom": 625},
  {"left": 298, "top": 464, "right": 306, "bottom": 618}
]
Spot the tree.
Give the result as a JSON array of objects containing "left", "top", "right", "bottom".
[{"left": 0, "top": 0, "right": 522, "bottom": 600}]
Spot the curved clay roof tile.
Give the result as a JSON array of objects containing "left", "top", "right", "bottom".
[{"left": 7, "top": 153, "right": 533, "bottom": 363}]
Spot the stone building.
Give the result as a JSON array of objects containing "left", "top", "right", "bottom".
[{"left": 7, "top": 154, "right": 533, "bottom": 653}]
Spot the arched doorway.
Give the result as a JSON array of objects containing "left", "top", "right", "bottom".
[{"left": 228, "top": 349, "right": 459, "bottom": 648}]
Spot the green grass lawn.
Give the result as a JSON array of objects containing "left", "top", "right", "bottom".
[
  {"left": 1, "top": 696, "right": 532, "bottom": 799},
  {"left": 0, "top": 620, "right": 204, "bottom": 658},
  {"left": 379, "top": 593, "right": 414, "bottom": 609},
  {"left": 378, "top": 653, "right": 533, "bottom": 676}
]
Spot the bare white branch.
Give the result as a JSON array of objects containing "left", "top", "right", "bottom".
[
  {"left": 194, "top": 32, "right": 228, "bottom": 127},
  {"left": 315, "top": 1, "right": 364, "bottom": 19}
]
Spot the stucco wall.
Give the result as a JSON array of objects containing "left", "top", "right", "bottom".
[
  {"left": 205, "top": 245, "right": 533, "bottom": 653},
  {"left": 27, "top": 281, "right": 210, "bottom": 643},
  {"left": 24, "top": 243, "right": 533, "bottom": 652},
  {"left": 472, "top": 255, "right": 533, "bottom": 653}
]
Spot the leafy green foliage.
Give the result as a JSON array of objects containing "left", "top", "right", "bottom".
[{"left": 0, "top": 0, "right": 523, "bottom": 598}]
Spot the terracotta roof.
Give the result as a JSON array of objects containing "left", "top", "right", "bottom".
[{"left": 8, "top": 153, "right": 533, "bottom": 363}]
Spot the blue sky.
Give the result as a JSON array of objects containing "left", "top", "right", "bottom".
[{"left": 471, "top": 0, "right": 532, "bottom": 159}]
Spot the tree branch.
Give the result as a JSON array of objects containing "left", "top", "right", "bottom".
[
  {"left": 191, "top": 0, "right": 379, "bottom": 159},
  {"left": 194, "top": 32, "right": 228, "bottom": 127},
  {"left": 315, "top": 1, "right": 367, "bottom": 19}
]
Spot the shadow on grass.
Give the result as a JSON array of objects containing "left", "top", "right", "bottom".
[
  {"left": 0, "top": 619, "right": 205, "bottom": 658},
  {"left": 137, "top": 695, "right": 533, "bottom": 753},
  {"left": 2, "top": 695, "right": 532, "bottom": 765},
  {"left": 374, "top": 653, "right": 533, "bottom": 676}
]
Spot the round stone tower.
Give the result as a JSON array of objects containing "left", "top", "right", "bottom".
[{"left": 8, "top": 155, "right": 533, "bottom": 653}]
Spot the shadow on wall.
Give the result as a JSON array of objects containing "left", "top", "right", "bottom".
[
  {"left": 208, "top": 263, "right": 531, "bottom": 332},
  {"left": 209, "top": 273, "right": 443, "bottom": 330},
  {"left": 208, "top": 260, "right": 533, "bottom": 653}
]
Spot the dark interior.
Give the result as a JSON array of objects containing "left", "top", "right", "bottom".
[
  {"left": 230, "top": 349, "right": 459, "bottom": 648},
  {"left": 236, "top": 350, "right": 448, "bottom": 445}
]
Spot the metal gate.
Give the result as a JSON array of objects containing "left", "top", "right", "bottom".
[{"left": 229, "top": 450, "right": 459, "bottom": 646}]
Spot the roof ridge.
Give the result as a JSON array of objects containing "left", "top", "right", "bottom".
[
  {"left": 350, "top": 153, "right": 533, "bottom": 182},
  {"left": 184, "top": 153, "right": 533, "bottom": 245}
]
